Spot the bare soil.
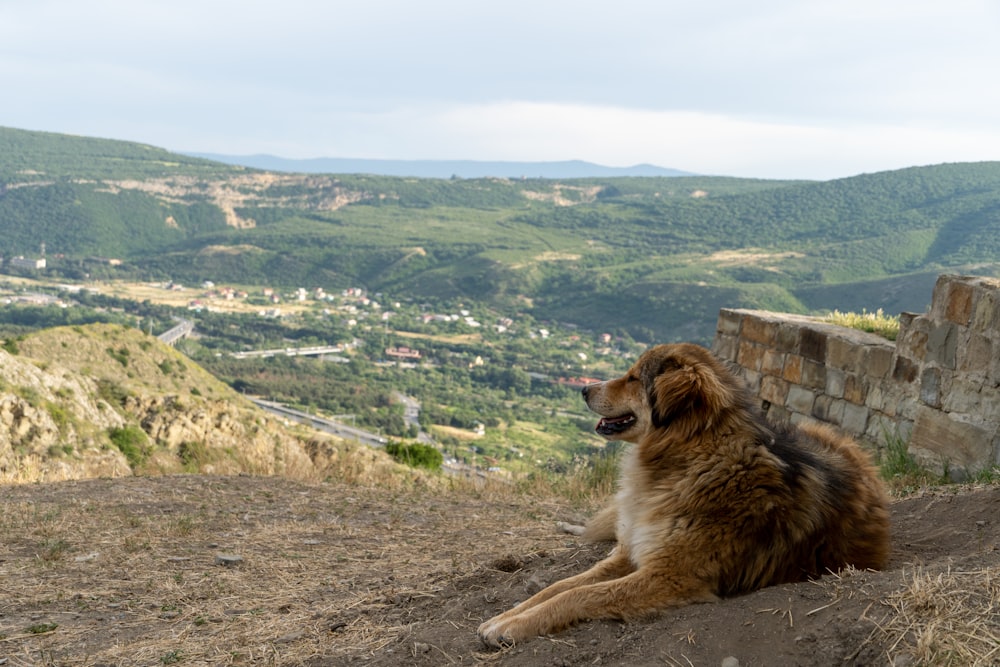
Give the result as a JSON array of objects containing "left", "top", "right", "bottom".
[{"left": 1, "top": 475, "right": 998, "bottom": 666}]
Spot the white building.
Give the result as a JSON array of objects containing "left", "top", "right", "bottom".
[{"left": 10, "top": 256, "right": 46, "bottom": 270}]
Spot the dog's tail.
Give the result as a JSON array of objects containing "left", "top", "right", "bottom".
[{"left": 581, "top": 502, "right": 617, "bottom": 542}]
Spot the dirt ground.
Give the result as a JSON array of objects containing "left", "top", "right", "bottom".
[{"left": 1, "top": 475, "right": 998, "bottom": 667}]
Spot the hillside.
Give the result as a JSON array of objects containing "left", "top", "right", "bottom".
[
  {"left": 3, "top": 126, "right": 1000, "bottom": 342},
  {"left": 0, "top": 323, "right": 426, "bottom": 486}
]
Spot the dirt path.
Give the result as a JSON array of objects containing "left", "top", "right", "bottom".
[{"left": 1, "top": 476, "right": 997, "bottom": 666}]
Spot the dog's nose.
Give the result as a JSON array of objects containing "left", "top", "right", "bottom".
[{"left": 582, "top": 384, "right": 592, "bottom": 398}]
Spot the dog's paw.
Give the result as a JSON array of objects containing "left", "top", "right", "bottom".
[{"left": 477, "top": 616, "right": 520, "bottom": 648}]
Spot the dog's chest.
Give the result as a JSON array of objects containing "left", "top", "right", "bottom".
[{"left": 615, "top": 449, "right": 682, "bottom": 566}]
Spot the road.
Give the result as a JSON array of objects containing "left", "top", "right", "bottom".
[
  {"left": 249, "top": 398, "right": 388, "bottom": 448},
  {"left": 393, "top": 391, "right": 434, "bottom": 443}
]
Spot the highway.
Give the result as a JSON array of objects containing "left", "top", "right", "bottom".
[
  {"left": 248, "top": 398, "right": 388, "bottom": 447},
  {"left": 158, "top": 318, "right": 194, "bottom": 345}
]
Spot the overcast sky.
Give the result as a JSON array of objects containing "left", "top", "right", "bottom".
[{"left": 2, "top": 0, "right": 999, "bottom": 179}]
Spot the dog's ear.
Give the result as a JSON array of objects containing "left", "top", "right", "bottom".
[{"left": 646, "top": 353, "right": 734, "bottom": 429}]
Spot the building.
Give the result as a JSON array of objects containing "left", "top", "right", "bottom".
[
  {"left": 385, "top": 346, "right": 422, "bottom": 360},
  {"left": 10, "top": 256, "right": 46, "bottom": 270}
]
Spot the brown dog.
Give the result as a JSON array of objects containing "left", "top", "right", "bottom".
[{"left": 479, "top": 342, "right": 890, "bottom": 647}]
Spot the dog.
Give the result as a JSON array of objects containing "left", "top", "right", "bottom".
[{"left": 478, "top": 342, "right": 890, "bottom": 647}]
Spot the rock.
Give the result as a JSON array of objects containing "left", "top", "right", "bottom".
[{"left": 214, "top": 553, "right": 244, "bottom": 567}]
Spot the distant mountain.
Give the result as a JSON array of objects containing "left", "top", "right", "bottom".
[{"left": 183, "top": 153, "right": 694, "bottom": 179}]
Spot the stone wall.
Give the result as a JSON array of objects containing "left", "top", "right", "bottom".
[{"left": 712, "top": 274, "right": 1000, "bottom": 479}]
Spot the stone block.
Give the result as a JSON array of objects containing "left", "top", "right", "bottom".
[
  {"left": 892, "top": 356, "right": 919, "bottom": 385},
  {"left": 895, "top": 394, "right": 919, "bottom": 421},
  {"left": 741, "top": 316, "right": 778, "bottom": 345},
  {"left": 971, "top": 289, "right": 1000, "bottom": 334},
  {"left": 782, "top": 354, "right": 803, "bottom": 383},
  {"left": 843, "top": 373, "right": 866, "bottom": 405},
  {"left": 737, "top": 341, "right": 766, "bottom": 372},
  {"left": 712, "top": 334, "right": 738, "bottom": 363},
  {"left": 801, "top": 360, "right": 827, "bottom": 390},
  {"left": 741, "top": 369, "right": 762, "bottom": 395},
  {"left": 929, "top": 274, "right": 958, "bottom": 321},
  {"left": 926, "top": 322, "right": 959, "bottom": 370},
  {"left": 864, "top": 346, "right": 895, "bottom": 379},
  {"left": 716, "top": 309, "right": 743, "bottom": 337},
  {"left": 909, "top": 405, "right": 998, "bottom": 474},
  {"left": 826, "top": 337, "right": 860, "bottom": 371},
  {"left": 760, "top": 375, "right": 789, "bottom": 406},
  {"left": 775, "top": 322, "right": 800, "bottom": 353},
  {"left": 941, "top": 377, "right": 986, "bottom": 416},
  {"left": 959, "top": 333, "right": 992, "bottom": 376},
  {"left": 813, "top": 395, "right": 845, "bottom": 424},
  {"left": 840, "top": 402, "right": 870, "bottom": 436},
  {"left": 897, "top": 311, "right": 916, "bottom": 342},
  {"left": 825, "top": 368, "right": 846, "bottom": 398},
  {"left": 761, "top": 349, "right": 785, "bottom": 377},
  {"left": 799, "top": 328, "right": 827, "bottom": 363},
  {"left": 786, "top": 385, "right": 816, "bottom": 415},
  {"left": 896, "top": 321, "right": 929, "bottom": 364},
  {"left": 919, "top": 367, "right": 942, "bottom": 409},
  {"left": 944, "top": 278, "right": 975, "bottom": 326},
  {"left": 865, "top": 384, "right": 885, "bottom": 412}
]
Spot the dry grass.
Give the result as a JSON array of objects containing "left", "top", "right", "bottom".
[
  {"left": 875, "top": 567, "right": 1000, "bottom": 666},
  {"left": 0, "top": 474, "right": 575, "bottom": 666}
]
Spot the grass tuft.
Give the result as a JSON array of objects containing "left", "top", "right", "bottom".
[{"left": 823, "top": 308, "right": 900, "bottom": 340}]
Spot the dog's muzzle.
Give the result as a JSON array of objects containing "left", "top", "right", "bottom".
[{"left": 595, "top": 414, "right": 637, "bottom": 436}]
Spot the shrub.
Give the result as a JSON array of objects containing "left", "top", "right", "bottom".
[
  {"left": 96, "top": 379, "right": 131, "bottom": 406},
  {"left": 2, "top": 337, "right": 20, "bottom": 355},
  {"left": 178, "top": 441, "right": 209, "bottom": 472},
  {"left": 108, "top": 425, "right": 150, "bottom": 468},
  {"left": 106, "top": 346, "right": 130, "bottom": 367},
  {"left": 385, "top": 441, "right": 443, "bottom": 471}
]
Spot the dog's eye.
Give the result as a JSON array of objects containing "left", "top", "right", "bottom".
[{"left": 626, "top": 374, "right": 639, "bottom": 383}]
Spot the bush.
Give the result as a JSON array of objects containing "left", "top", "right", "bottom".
[
  {"left": 108, "top": 425, "right": 150, "bottom": 468},
  {"left": 96, "top": 379, "right": 131, "bottom": 406},
  {"left": 385, "top": 441, "right": 443, "bottom": 471},
  {"left": 178, "top": 441, "right": 209, "bottom": 472}
]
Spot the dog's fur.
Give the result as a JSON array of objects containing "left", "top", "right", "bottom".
[{"left": 479, "top": 343, "right": 890, "bottom": 647}]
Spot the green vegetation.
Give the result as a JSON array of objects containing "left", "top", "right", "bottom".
[
  {"left": 26, "top": 623, "right": 58, "bottom": 634},
  {"left": 823, "top": 308, "right": 901, "bottom": 340},
  {"left": 108, "top": 425, "right": 151, "bottom": 468},
  {"left": 385, "top": 441, "right": 443, "bottom": 471},
  {"left": 4, "top": 126, "right": 1000, "bottom": 480},
  {"left": 4, "top": 126, "right": 1000, "bottom": 343}
]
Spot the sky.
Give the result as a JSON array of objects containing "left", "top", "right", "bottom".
[{"left": 2, "top": 0, "right": 1000, "bottom": 180}]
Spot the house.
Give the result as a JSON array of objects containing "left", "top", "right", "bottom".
[
  {"left": 385, "top": 346, "right": 421, "bottom": 360},
  {"left": 10, "top": 256, "right": 46, "bottom": 270}
]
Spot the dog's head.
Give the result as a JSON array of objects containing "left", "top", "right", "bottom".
[{"left": 582, "top": 343, "right": 742, "bottom": 443}]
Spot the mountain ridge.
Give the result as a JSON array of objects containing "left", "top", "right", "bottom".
[{"left": 183, "top": 152, "right": 695, "bottom": 178}]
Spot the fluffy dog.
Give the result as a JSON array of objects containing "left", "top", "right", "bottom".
[{"left": 479, "top": 342, "right": 890, "bottom": 647}]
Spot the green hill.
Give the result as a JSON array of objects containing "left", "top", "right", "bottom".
[{"left": 2, "top": 126, "right": 999, "bottom": 342}]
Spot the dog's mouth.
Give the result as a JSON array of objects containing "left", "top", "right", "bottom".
[{"left": 596, "top": 413, "right": 637, "bottom": 436}]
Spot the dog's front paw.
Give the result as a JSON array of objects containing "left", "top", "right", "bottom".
[{"left": 477, "top": 615, "right": 521, "bottom": 648}]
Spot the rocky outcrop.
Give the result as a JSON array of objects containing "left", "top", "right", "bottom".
[
  {"left": 0, "top": 349, "right": 129, "bottom": 481},
  {"left": 122, "top": 394, "right": 315, "bottom": 477}
]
